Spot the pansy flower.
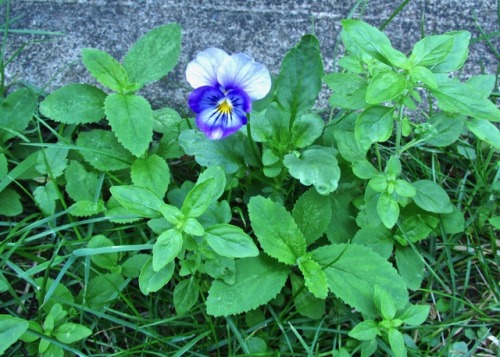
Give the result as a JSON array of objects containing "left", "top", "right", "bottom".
[{"left": 186, "top": 48, "right": 271, "bottom": 140}]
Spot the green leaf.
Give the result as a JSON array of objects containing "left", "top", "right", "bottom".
[
  {"left": 196, "top": 165, "right": 226, "bottom": 203},
  {"left": 76, "top": 129, "right": 134, "bottom": 171},
  {"left": 34, "top": 277, "right": 74, "bottom": 313},
  {"left": 348, "top": 320, "right": 379, "bottom": 341},
  {"left": 85, "top": 273, "right": 124, "bottom": 308},
  {"left": 206, "top": 255, "right": 289, "bottom": 316},
  {"left": 388, "top": 328, "right": 407, "bottom": 357},
  {"left": 54, "top": 322, "right": 92, "bottom": 344},
  {"left": 431, "top": 80, "right": 500, "bottom": 122},
  {"left": 297, "top": 255, "right": 328, "bottom": 299},
  {"left": 110, "top": 185, "right": 163, "bottom": 218},
  {"left": 324, "top": 73, "right": 368, "bottom": 110},
  {"left": 424, "top": 112, "right": 465, "bottom": 147},
  {"left": 0, "top": 153, "right": 6, "bottom": 180},
  {"left": 105, "top": 93, "right": 154, "bottom": 156},
  {"left": 33, "top": 181, "right": 58, "bottom": 215},
  {"left": 465, "top": 118, "right": 500, "bottom": 150},
  {"left": 366, "top": 71, "right": 407, "bottom": 104},
  {"left": 312, "top": 244, "right": 409, "bottom": 317},
  {"left": 466, "top": 75, "right": 496, "bottom": 98},
  {"left": 87, "top": 235, "right": 118, "bottom": 270},
  {"left": 183, "top": 217, "right": 204, "bottom": 236},
  {"left": 395, "top": 180, "right": 417, "bottom": 198},
  {"left": 0, "top": 188, "right": 23, "bottom": 217},
  {"left": 205, "top": 224, "right": 259, "bottom": 258},
  {"left": 181, "top": 178, "right": 215, "bottom": 218},
  {"left": 39, "top": 84, "right": 106, "bottom": 124},
  {"left": 284, "top": 146, "right": 340, "bottom": 195},
  {"left": 374, "top": 286, "right": 396, "bottom": 320},
  {"left": 395, "top": 214, "right": 439, "bottom": 244},
  {"left": 395, "top": 246, "right": 425, "bottom": 291},
  {"left": 398, "top": 304, "right": 430, "bottom": 326},
  {"left": 326, "top": 191, "right": 359, "bottom": 244},
  {"left": 431, "top": 31, "right": 470, "bottom": 73},
  {"left": 124, "top": 23, "right": 181, "bottom": 87},
  {"left": 131, "top": 154, "right": 171, "bottom": 197},
  {"left": 352, "top": 225, "right": 393, "bottom": 259},
  {"left": 334, "top": 130, "right": 368, "bottom": 163},
  {"left": 440, "top": 206, "right": 465, "bottom": 234},
  {"left": 290, "top": 273, "right": 325, "bottom": 319},
  {"left": 139, "top": 258, "right": 175, "bottom": 295},
  {"left": 355, "top": 106, "right": 395, "bottom": 149},
  {"left": 0, "top": 315, "right": 29, "bottom": 355},
  {"left": 173, "top": 278, "right": 199, "bottom": 315},
  {"left": 69, "top": 200, "right": 106, "bottom": 217},
  {"left": 122, "top": 254, "right": 150, "bottom": 278},
  {"left": 82, "top": 48, "right": 129, "bottom": 91},
  {"left": 65, "top": 160, "right": 100, "bottom": 202},
  {"left": 275, "top": 34, "right": 323, "bottom": 115},
  {"left": 292, "top": 113, "right": 325, "bottom": 148},
  {"left": 352, "top": 160, "right": 379, "bottom": 179},
  {"left": 409, "top": 35, "right": 454, "bottom": 67},
  {"left": 409, "top": 66, "right": 438, "bottom": 89},
  {"left": 152, "top": 229, "right": 183, "bottom": 271},
  {"left": 412, "top": 180, "right": 453, "bottom": 213},
  {"left": 292, "top": 188, "right": 332, "bottom": 245},
  {"left": 248, "top": 196, "right": 306, "bottom": 265},
  {"left": 377, "top": 192, "right": 399, "bottom": 229},
  {"left": 36, "top": 146, "right": 68, "bottom": 178},
  {"left": 0, "top": 87, "right": 37, "bottom": 143},
  {"left": 179, "top": 129, "right": 245, "bottom": 174},
  {"left": 153, "top": 107, "right": 183, "bottom": 134}
]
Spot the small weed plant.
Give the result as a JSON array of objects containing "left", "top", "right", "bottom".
[{"left": 0, "top": 1, "right": 499, "bottom": 356}]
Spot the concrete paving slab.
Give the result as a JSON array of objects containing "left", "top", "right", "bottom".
[{"left": 4, "top": 0, "right": 499, "bottom": 110}]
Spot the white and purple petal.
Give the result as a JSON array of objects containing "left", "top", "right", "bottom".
[
  {"left": 217, "top": 53, "right": 272, "bottom": 100},
  {"left": 188, "top": 86, "right": 224, "bottom": 113},
  {"left": 186, "top": 48, "right": 229, "bottom": 89}
]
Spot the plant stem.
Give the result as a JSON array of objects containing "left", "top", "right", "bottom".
[{"left": 395, "top": 105, "right": 404, "bottom": 157}]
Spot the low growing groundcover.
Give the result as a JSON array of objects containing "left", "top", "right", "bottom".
[{"left": 0, "top": 1, "right": 499, "bottom": 356}]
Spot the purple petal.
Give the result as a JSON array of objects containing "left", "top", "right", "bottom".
[
  {"left": 226, "top": 88, "right": 252, "bottom": 113},
  {"left": 188, "top": 86, "right": 224, "bottom": 113},
  {"left": 186, "top": 48, "right": 229, "bottom": 89},
  {"left": 217, "top": 53, "right": 272, "bottom": 100},
  {"left": 196, "top": 104, "right": 248, "bottom": 140}
]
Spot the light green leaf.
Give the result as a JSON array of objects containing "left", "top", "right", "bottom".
[
  {"left": 290, "top": 274, "right": 325, "bottom": 319},
  {"left": 206, "top": 255, "right": 289, "bottom": 316},
  {"left": 124, "top": 23, "right": 181, "bottom": 87},
  {"left": 292, "top": 113, "right": 325, "bottom": 148},
  {"left": 431, "top": 31, "right": 470, "bottom": 73},
  {"left": 298, "top": 255, "right": 328, "bottom": 299},
  {"left": 355, "top": 106, "right": 395, "bottom": 149},
  {"left": 292, "top": 188, "right": 332, "bottom": 245},
  {"left": 173, "top": 278, "right": 199, "bottom": 315},
  {"left": 205, "top": 224, "right": 259, "bottom": 258},
  {"left": 466, "top": 75, "right": 496, "bottom": 98},
  {"left": 76, "top": 129, "right": 134, "bottom": 171},
  {"left": 105, "top": 93, "right": 154, "bottom": 156},
  {"left": 326, "top": 190, "right": 359, "bottom": 244},
  {"left": 334, "top": 130, "right": 368, "bottom": 163},
  {"left": 441, "top": 206, "right": 465, "bottom": 234},
  {"left": 248, "top": 196, "right": 306, "bottom": 265},
  {"left": 388, "top": 328, "right": 407, "bottom": 357},
  {"left": 398, "top": 304, "right": 430, "bottom": 326},
  {"left": 412, "top": 180, "right": 453, "bottom": 213},
  {"left": 65, "top": 160, "right": 100, "bottom": 202},
  {"left": 409, "top": 35, "right": 454, "bottom": 67},
  {"left": 131, "top": 154, "right": 171, "bottom": 197},
  {"left": 85, "top": 273, "right": 124, "bottom": 308},
  {"left": 181, "top": 178, "right": 215, "bottom": 218},
  {"left": 409, "top": 66, "right": 438, "bottom": 89},
  {"left": 82, "top": 48, "right": 129, "bottom": 92},
  {"left": 352, "top": 160, "right": 379, "bottom": 180},
  {"left": 183, "top": 217, "right": 204, "bottom": 236},
  {"left": 312, "top": 244, "right": 409, "bottom": 317},
  {"left": 424, "top": 112, "right": 465, "bottom": 147},
  {"left": 275, "top": 34, "right": 323, "bottom": 115},
  {"left": 87, "top": 235, "right": 118, "bottom": 270},
  {"left": 139, "top": 259, "right": 175, "bottom": 295},
  {"left": 54, "top": 323, "right": 92, "bottom": 344},
  {"left": 366, "top": 71, "right": 407, "bottom": 104},
  {"left": 121, "top": 254, "right": 150, "bottom": 278},
  {"left": 377, "top": 192, "right": 399, "bottom": 229},
  {"left": 0, "top": 153, "right": 7, "bottom": 180},
  {"left": 35, "top": 146, "right": 69, "bottom": 178},
  {"left": 39, "top": 83, "right": 106, "bottom": 124},
  {"left": 352, "top": 225, "right": 393, "bottom": 259},
  {"left": 152, "top": 229, "right": 182, "bottom": 271},
  {"left": 465, "top": 118, "right": 500, "bottom": 149},
  {"left": 374, "top": 286, "right": 396, "bottom": 320},
  {"left": 69, "top": 200, "right": 106, "bottom": 217},
  {"left": 324, "top": 73, "right": 368, "bottom": 110},
  {"left": 395, "top": 180, "right": 417, "bottom": 198},
  {"left": 34, "top": 277, "right": 74, "bottom": 313},
  {"left": 153, "top": 107, "right": 183, "bottom": 134},
  {"left": 0, "top": 315, "right": 29, "bottom": 355},
  {"left": 395, "top": 214, "right": 439, "bottom": 244},
  {"left": 284, "top": 146, "right": 340, "bottom": 195},
  {"left": 33, "top": 181, "right": 58, "bottom": 216},
  {"left": 0, "top": 188, "right": 23, "bottom": 217},
  {"left": 110, "top": 185, "right": 163, "bottom": 218},
  {"left": 196, "top": 165, "right": 226, "bottom": 203},
  {"left": 348, "top": 320, "right": 379, "bottom": 341},
  {"left": 396, "top": 246, "right": 425, "bottom": 291},
  {"left": 0, "top": 87, "right": 37, "bottom": 143}
]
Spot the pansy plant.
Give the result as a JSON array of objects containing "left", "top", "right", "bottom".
[{"left": 186, "top": 48, "right": 271, "bottom": 139}]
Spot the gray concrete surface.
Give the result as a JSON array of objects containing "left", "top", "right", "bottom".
[{"left": 4, "top": 0, "right": 499, "bottom": 111}]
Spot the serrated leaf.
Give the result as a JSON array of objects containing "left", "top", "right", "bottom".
[
  {"left": 284, "top": 146, "right": 340, "bottom": 195},
  {"left": 298, "top": 256, "right": 328, "bottom": 299},
  {"left": 65, "top": 160, "right": 100, "bottom": 202},
  {"left": 275, "top": 34, "right": 323, "bottom": 115},
  {"left": 54, "top": 323, "right": 92, "bottom": 344},
  {"left": 0, "top": 189, "right": 23, "bottom": 216},
  {"left": 395, "top": 246, "right": 425, "bottom": 291},
  {"left": 0, "top": 87, "right": 37, "bottom": 144},
  {"left": 173, "top": 278, "right": 199, "bottom": 315},
  {"left": 355, "top": 106, "right": 395, "bottom": 150},
  {"left": 312, "top": 244, "right": 409, "bottom": 317},
  {"left": 131, "top": 154, "right": 171, "bottom": 197},
  {"left": 77, "top": 129, "right": 134, "bottom": 171},
  {"left": 290, "top": 273, "right": 325, "bottom": 319},
  {"left": 39, "top": 84, "right": 106, "bottom": 124},
  {"left": 465, "top": 118, "right": 500, "bottom": 149},
  {"left": 82, "top": 48, "right": 129, "bottom": 91},
  {"left": 110, "top": 185, "right": 163, "bottom": 218},
  {"left": 69, "top": 200, "right": 106, "bottom": 217},
  {"left": 292, "top": 113, "right": 324, "bottom": 148},
  {"left": 35, "top": 146, "right": 68, "bottom": 178},
  {"left": 33, "top": 181, "right": 58, "bottom": 215},
  {"left": 124, "top": 23, "right": 181, "bottom": 87},
  {"left": 205, "top": 224, "right": 259, "bottom": 258},
  {"left": 412, "top": 180, "right": 453, "bottom": 213},
  {"left": 352, "top": 225, "right": 393, "bottom": 259},
  {"left": 87, "top": 235, "right": 118, "bottom": 270},
  {"left": 152, "top": 229, "right": 183, "bottom": 271},
  {"left": 248, "top": 196, "right": 306, "bottom": 265},
  {"left": 206, "top": 255, "right": 289, "bottom": 316},
  {"left": 105, "top": 93, "right": 154, "bottom": 156},
  {"left": 292, "top": 188, "right": 332, "bottom": 245},
  {"left": 139, "top": 259, "right": 175, "bottom": 295},
  {"left": 0, "top": 316, "right": 29, "bottom": 355}
]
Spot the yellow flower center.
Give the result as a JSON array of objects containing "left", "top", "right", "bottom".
[{"left": 217, "top": 99, "right": 233, "bottom": 114}]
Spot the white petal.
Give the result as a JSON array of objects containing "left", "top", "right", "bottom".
[
  {"left": 217, "top": 53, "right": 272, "bottom": 100},
  {"left": 186, "top": 48, "right": 229, "bottom": 89}
]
